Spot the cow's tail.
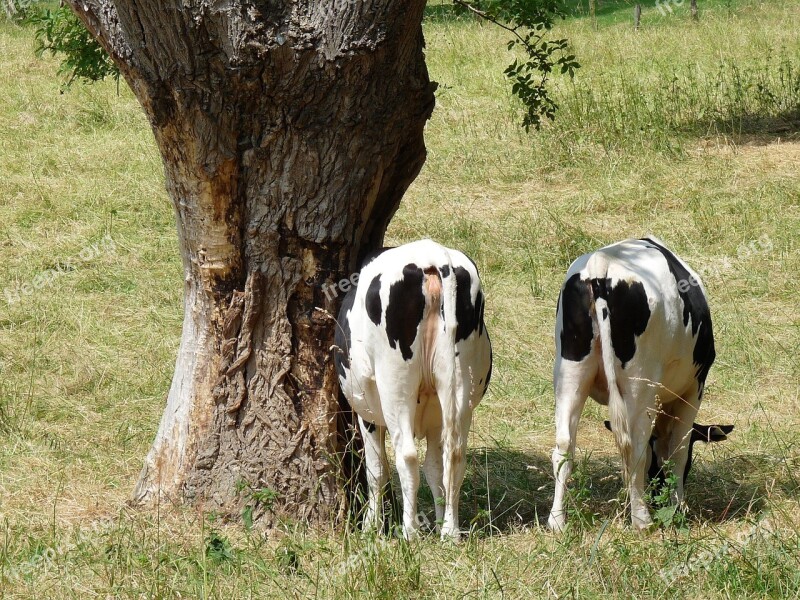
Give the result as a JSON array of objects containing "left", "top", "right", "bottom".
[
  {"left": 424, "top": 261, "right": 460, "bottom": 488},
  {"left": 589, "top": 259, "right": 631, "bottom": 471}
]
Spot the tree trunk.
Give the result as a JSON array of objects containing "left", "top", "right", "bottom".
[{"left": 66, "top": 0, "right": 435, "bottom": 524}]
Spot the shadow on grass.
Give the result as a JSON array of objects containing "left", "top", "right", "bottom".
[
  {"left": 353, "top": 442, "right": 786, "bottom": 535},
  {"left": 458, "top": 446, "right": 621, "bottom": 532},
  {"left": 694, "top": 110, "right": 800, "bottom": 146},
  {"left": 561, "top": 0, "right": 641, "bottom": 21},
  {"left": 454, "top": 445, "right": 778, "bottom": 533},
  {"left": 687, "top": 452, "right": 798, "bottom": 522},
  {"left": 423, "top": 2, "right": 466, "bottom": 23}
]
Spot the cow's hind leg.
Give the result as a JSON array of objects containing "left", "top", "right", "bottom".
[
  {"left": 378, "top": 376, "right": 422, "bottom": 540},
  {"left": 626, "top": 403, "right": 657, "bottom": 530},
  {"left": 664, "top": 387, "right": 702, "bottom": 505},
  {"left": 548, "top": 357, "right": 592, "bottom": 532},
  {"left": 439, "top": 406, "right": 472, "bottom": 540},
  {"left": 391, "top": 426, "right": 421, "bottom": 540},
  {"left": 617, "top": 380, "right": 659, "bottom": 530},
  {"left": 423, "top": 424, "right": 445, "bottom": 531},
  {"left": 437, "top": 357, "right": 480, "bottom": 540},
  {"left": 359, "top": 416, "right": 390, "bottom": 532}
]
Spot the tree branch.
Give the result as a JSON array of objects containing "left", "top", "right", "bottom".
[{"left": 452, "top": 0, "right": 534, "bottom": 53}]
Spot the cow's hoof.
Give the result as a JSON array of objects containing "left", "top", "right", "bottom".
[
  {"left": 547, "top": 513, "right": 567, "bottom": 532},
  {"left": 632, "top": 517, "right": 655, "bottom": 533},
  {"left": 440, "top": 527, "right": 462, "bottom": 542}
]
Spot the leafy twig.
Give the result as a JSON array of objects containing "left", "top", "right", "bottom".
[{"left": 453, "top": 0, "right": 580, "bottom": 131}]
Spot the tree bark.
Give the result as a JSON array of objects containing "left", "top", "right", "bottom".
[{"left": 65, "top": 0, "right": 435, "bottom": 524}]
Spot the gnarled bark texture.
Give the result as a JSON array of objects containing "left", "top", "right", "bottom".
[{"left": 66, "top": 0, "right": 435, "bottom": 524}]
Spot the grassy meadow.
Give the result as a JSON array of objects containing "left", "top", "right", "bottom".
[{"left": 1, "top": 0, "right": 799, "bottom": 597}]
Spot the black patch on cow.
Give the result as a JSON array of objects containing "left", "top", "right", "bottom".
[
  {"left": 560, "top": 273, "right": 594, "bottom": 362},
  {"left": 439, "top": 264, "right": 451, "bottom": 278},
  {"left": 359, "top": 247, "right": 392, "bottom": 269},
  {"left": 365, "top": 275, "right": 382, "bottom": 326},
  {"left": 363, "top": 420, "right": 377, "bottom": 434},
  {"left": 476, "top": 289, "right": 485, "bottom": 336},
  {"left": 602, "top": 307, "right": 608, "bottom": 320},
  {"left": 641, "top": 238, "right": 716, "bottom": 384},
  {"left": 483, "top": 343, "right": 493, "bottom": 395},
  {"left": 592, "top": 278, "right": 651, "bottom": 368},
  {"left": 454, "top": 267, "right": 481, "bottom": 343},
  {"left": 334, "top": 285, "right": 357, "bottom": 380},
  {"left": 681, "top": 423, "right": 733, "bottom": 485},
  {"left": 385, "top": 264, "right": 425, "bottom": 361}
]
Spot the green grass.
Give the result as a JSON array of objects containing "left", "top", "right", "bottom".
[{"left": 2, "top": 0, "right": 800, "bottom": 597}]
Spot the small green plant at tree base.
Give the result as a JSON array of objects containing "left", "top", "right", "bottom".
[
  {"left": 646, "top": 460, "right": 689, "bottom": 531},
  {"left": 469, "top": 506, "right": 495, "bottom": 536},
  {"left": 250, "top": 487, "right": 279, "bottom": 507},
  {"left": 275, "top": 539, "right": 302, "bottom": 575},
  {"left": 235, "top": 479, "right": 280, "bottom": 530},
  {"left": 204, "top": 531, "right": 235, "bottom": 564}
]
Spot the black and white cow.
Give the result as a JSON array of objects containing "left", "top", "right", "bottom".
[
  {"left": 548, "top": 236, "right": 726, "bottom": 531},
  {"left": 334, "top": 239, "right": 492, "bottom": 540}
]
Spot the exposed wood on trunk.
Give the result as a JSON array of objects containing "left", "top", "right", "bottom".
[{"left": 68, "top": 0, "right": 435, "bottom": 523}]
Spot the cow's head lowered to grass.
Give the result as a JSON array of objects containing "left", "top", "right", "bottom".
[{"left": 603, "top": 420, "right": 734, "bottom": 487}]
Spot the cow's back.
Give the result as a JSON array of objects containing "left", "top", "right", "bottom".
[
  {"left": 336, "top": 239, "right": 491, "bottom": 426},
  {"left": 559, "top": 237, "right": 714, "bottom": 398}
]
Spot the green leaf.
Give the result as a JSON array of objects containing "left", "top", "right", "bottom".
[
  {"left": 655, "top": 505, "right": 678, "bottom": 526},
  {"left": 242, "top": 505, "right": 254, "bottom": 531},
  {"left": 27, "top": 5, "right": 119, "bottom": 89},
  {"left": 456, "top": 0, "right": 580, "bottom": 131}
]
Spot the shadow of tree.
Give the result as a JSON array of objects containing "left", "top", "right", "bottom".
[
  {"left": 347, "top": 434, "right": 790, "bottom": 535},
  {"left": 691, "top": 110, "right": 800, "bottom": 146},
  {"left": 423, "top": 2, "right": 465, "bottom": 23},
  {"left": 449, "top": 445, "right": 779, "bottom": 533},
  {"left": 686, "top": 451, "right": 798, "bottom": 523},
  {"left": 560, "top": 0, "right": 646, "bottom": 20},
  {"left": 457, "top": 446, "right": 622, "bottom": 532}
]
